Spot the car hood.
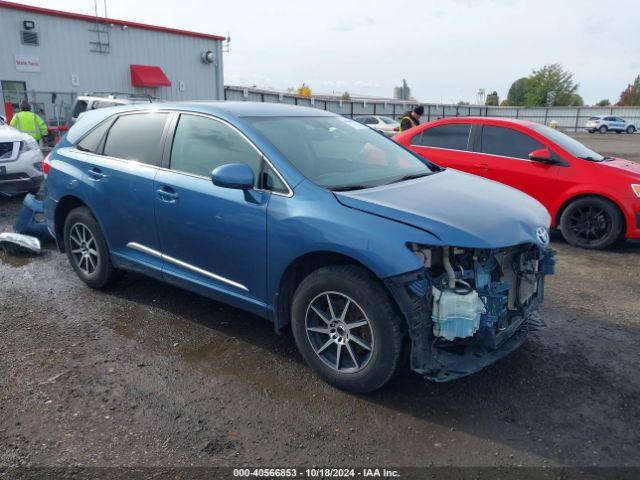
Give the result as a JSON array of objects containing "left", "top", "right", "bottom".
[
  {"left": 0, "top": 124, "right": 28, "bottom": 142},
  {"left": 334, "top": 169, "right": 551, "bottom": 248},
  {"left": 599, "top": 157, "right": 640, "bottom": 177}
]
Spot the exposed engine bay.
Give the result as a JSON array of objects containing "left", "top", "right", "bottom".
[{"left": 386, "top": 243, "right": 556, "bottom": 381}]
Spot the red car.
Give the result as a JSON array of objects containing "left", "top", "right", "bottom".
[{"left": 394, "top": 117, "right": 640, "bottom": 249}]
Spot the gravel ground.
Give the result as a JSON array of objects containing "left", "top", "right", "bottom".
[{"left": 1, "top": 133, "right": 639, "bottom": 470}]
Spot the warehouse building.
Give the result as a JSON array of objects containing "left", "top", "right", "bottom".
[{"left": 0, "top": 0, "right": 226, "bottom": 121}]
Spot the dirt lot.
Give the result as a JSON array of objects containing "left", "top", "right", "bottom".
[{"left": 1, "top": 133, "right": 639, "bottom": 471}]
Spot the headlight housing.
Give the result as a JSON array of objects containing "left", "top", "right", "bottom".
[
  {"left": 632, "top": 184, "right": 640, "bottom": 198},
  {"left": 20, "top": 137, "right": 39, "bottom": 153}
]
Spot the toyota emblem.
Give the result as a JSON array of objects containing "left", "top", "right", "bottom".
[{"left": 536, "top": 226, "right": 550, "bottom": 247}]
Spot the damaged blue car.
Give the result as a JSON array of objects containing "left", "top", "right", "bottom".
[{"left": 44, "top": 102, "right": 555, "bottom": 392}]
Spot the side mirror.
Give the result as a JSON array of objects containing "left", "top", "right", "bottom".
[
  {"left": 211, "top": 163, "right": 254, "bottom": 190},
  {"left": 529, "top": 148, "right": 553, "bottom": 163}
]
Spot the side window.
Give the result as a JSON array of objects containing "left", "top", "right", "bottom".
[
  {"left": 260, "top": 162, "right": 288, "bottom": 194},
  {"left": 413, "top": 124, "right": 470, "bottom": 151},
  {"left": 170, "top": 114, "right": 262, "bottom": 179},
  {"left": 102, "top": 113, "right": 169, "bottom": 166},
  {"left": 76, "top": 118, "right": 114, "bottom": 153},
  {"left": 480, "top": 125, "right": 544, "bottom": 160},
  {"left": 616, "top": 117, "right": 625, "bottom": 123},
  {"left": 363, "top": 117, "right": 378, "bottom": 125},
  {"left": 72, "top": 100, "right": 88, "bottom": 118}
]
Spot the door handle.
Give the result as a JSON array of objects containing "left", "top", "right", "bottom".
[
  {"left": 157, "top": 186, "right": 179, "bottom": 202},
  {"left": 88, "top": 167, "right": 106, "bottom": 180},
  {"left": 476, "top": 162, "right": 490, "bottom": 172}
]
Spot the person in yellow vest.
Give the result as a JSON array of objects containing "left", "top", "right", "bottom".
[
  {"left": 10, "top": 99, "right": 48, "bottom": 143},
  {"left": 398, "top": 105, "right": 424, "bottom": 132}
]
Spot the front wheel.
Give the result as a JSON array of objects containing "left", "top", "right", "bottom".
[
  {"left": 291, "top": 266, "right": 403, "bottom": 393},
  {"left": 627, "top": 125, "right": 636, "bottom": 134},
  {"left": 559, "top": 197, "right": 624, "bottom": 249}
]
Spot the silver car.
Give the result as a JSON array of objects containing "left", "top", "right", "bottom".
[{"left": 585, "top": 115, "right": 636, "bottom": 134}]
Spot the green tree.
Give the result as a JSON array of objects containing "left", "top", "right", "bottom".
[
  {"left": 569, "top": 94, "right": 584, "bottom": 106},
  {"left": 457, "top": 100, "right": 470, "bottom": 106},
  {"left": 617, "top": 75, "right": 640, "bottom": 106},
  {"left": 341, "top": 91, "right": 351, "bottom": 101},
  {"left": 506, "top": 77, "right": 529, "bottom": 106},
  {"left": 485, "top": 91, "right": 499, "bottom": 106},
  {"left": 596, "top": 99, "right": 611, "bottom": 107},
  {"left": 524, "top": 64, "right": 578, "bottom": 107}
]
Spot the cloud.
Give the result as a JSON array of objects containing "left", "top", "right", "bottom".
[{"left": 329, "top": 16, "right": 375, "bottom": 32}]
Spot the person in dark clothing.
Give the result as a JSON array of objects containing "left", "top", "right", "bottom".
[{"left": 399, "top": 105, "right": 424, "bottom": 132}]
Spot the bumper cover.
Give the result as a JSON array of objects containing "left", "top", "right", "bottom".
[{"left": 0, "top": 174, "right": 43, "bottom": 196}]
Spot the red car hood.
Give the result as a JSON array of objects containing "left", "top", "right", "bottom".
[{"left": 600, "top": 158, "right": 640, "bottom": 177}]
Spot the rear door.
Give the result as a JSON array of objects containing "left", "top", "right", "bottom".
[
  {"left": 77, "top": 111, "right": 171, "bottom": 275},
  {"left": 474, "top": 124, "right": 563, "bottom": 206},
  {"left": 407, "top": 123, "right": 480, "bottom": 172}
]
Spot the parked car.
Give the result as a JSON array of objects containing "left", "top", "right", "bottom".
[
  {"left": 0, "top": 116, "right": 44, "bottom": 196},
  {"left": 69, "top": 92, "right": 161, "bottom": 125},
  {"left": 585, "top": 115, "right": 636, "bottom": 134},
  {"left": 394, "top": 117, "right": 640, "bottom": 249},
  {"left": 44, "top": 102, "right": 555, "bottom": 392},
  {"left": 354, "top": 115, "right": 400, "bottom": 137}
]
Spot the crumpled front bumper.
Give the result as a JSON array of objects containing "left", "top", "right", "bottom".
[{"left": 384, "top": 248, "right": 553, "bottom": 382}]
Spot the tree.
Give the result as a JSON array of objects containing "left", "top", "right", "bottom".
[
  {"left": 506, "top": 77, "right": 529, "bottom": 106},
  {"left": 596, "top": 99, "right": 611, "bottom": 107},
  {"left": 341, "top": 91, "right": 351, "bottom": 101},
  {"left": 297, "top": 83, "right": 312, "bottom": 97},
  {"left": 617, "top": 75, "right": 640, "bottom": 106},
  {"left": 568, "top": 94, "right": 584, "bottom": 106},
  {"left": 457, "top": 100, "right": 470, "bottom": 106},
  {"left": 524, "top": 64, "right": 578, "bottom": 107},
  {"left": 500, "top": 99, "right": 510, "bottom": 106},
  {"left": 485, "top": 91, "right": 499, "bottom": 106}
]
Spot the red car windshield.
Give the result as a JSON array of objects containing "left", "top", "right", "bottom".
[{"left": 532, "top": 124, "right": 605, "bottom": 161}]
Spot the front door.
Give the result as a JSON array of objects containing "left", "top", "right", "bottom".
[
  {"left": 154, "top": 113, "right": 269, "bottom": 315},
  {"left": 474, "top": 125, "right": 563, "bottom": 208}
]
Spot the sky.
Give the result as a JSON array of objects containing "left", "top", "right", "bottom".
[{"left": 14, "top": 0, "right": 640, "bottom": 104}]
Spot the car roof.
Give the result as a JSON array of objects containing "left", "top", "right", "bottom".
[
  {"left": 114, "top": 101, "right": 337, "bottom": 118},
  {"left": 428, "top": 116, "right": 540, "bottom": 127}
]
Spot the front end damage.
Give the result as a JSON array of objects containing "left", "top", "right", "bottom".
[{"left": 385, "top": 243, "right": 556, "bottom": 382}]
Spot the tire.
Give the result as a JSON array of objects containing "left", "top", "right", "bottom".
[
  {"left": 291, "top": 266, "right": 403, "bottom": 393},
  {"left": 598, "top": 125, "right": 608, "bottom": 134},
  {"left": 63, "top": 206, "right": 120, "bottom": 288},
  {"left": 587, "top": 130, "right": 595, "bottom": 134},
  {"left": 559, "top": 196, "right": 624, "bottom": 249},
  {"left": 627, "top": 125, "right": 636, "bottom": 134}
]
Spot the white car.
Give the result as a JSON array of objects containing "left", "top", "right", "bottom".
[
  {"left": 0, "top": 117, "right": 44, "bottom": 196},
  {"left": 585, "top": 115, "right": 637, "bottom": 134},
  {"left": 354, "top": 115, "right": 400, "bottom": 137}
]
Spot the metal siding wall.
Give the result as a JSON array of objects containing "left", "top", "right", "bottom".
[{"left": 0, "top": 6, "right": 222, "bottom": 113}]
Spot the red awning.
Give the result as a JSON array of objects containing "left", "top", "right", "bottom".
[{"left": 130, "top": 64, "right": 171, "bottom": 87}]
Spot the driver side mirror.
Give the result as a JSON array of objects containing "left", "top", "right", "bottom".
[
  {"left": 211, "top": 163, "right": 254, "bottom": 190},
  {"left": 529, "top": 148, "right": 554, "bottom": 163}
]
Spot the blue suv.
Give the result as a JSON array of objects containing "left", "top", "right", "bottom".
[{"left": 44, "top": 102, "right": 555, "bottom": 392}]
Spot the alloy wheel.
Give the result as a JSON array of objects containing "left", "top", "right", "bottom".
[
  {"left": 69, "top": 222, "right": 99, "bottom": 275},
  {"left": 567, "top": 205, "right": 611, "bottom": 245},
  {"left": 305, "top": 292, "right": 374, "bottom": 373}
]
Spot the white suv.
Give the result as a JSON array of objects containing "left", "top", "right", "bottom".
[
  {"left": 0, "top": 117, "right": 44, "bottom": 196},
  {"left": 585, "top": 115, "right": 637, "bottom": 134}
]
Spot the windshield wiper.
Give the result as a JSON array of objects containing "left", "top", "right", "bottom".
[
  {"left": 388, "top": 171, "right": 433, "bottom": 184},
  {"left": 579, "top": 156, "right": 604, "bottom": 162},
  {"left": 331, "top": 185, "right": 370, "bottom": 192}
]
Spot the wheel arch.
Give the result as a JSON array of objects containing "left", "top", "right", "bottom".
[
  {"left": 273, "top": 251, "right": 403, "bottom": 333},
  {"left": 54, "top": 195, "right": 89, "bottom": 251}
]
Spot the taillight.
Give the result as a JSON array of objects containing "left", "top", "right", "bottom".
[{"left": 42, "top": 152, "right": 51, "bottom": 177}]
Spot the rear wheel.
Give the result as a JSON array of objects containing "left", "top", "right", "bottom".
[
  {"left": 63, "top": 207, "right": 121, "bottom": 288},
  {"left": 560, "top": 197, "right": 624, "bottom": 249},
  {"left": 598, "top": 125, "right": 608, "bottom": 134},
  {"left": 627, "top": 125, "right": 636, "bottom": 134},
  {"left": 291, "top": 266, "right": 403, "bottom": 393}
]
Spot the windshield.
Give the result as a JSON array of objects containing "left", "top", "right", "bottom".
[
  {"left": 532, "top": 124, "right": 605, "bottom": 161},
  {"left": 245, "top": 116, "right": 436, "bottom": 190},
  {"left": 380, "top": 116, "right": 397, "bottom": 125}
]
